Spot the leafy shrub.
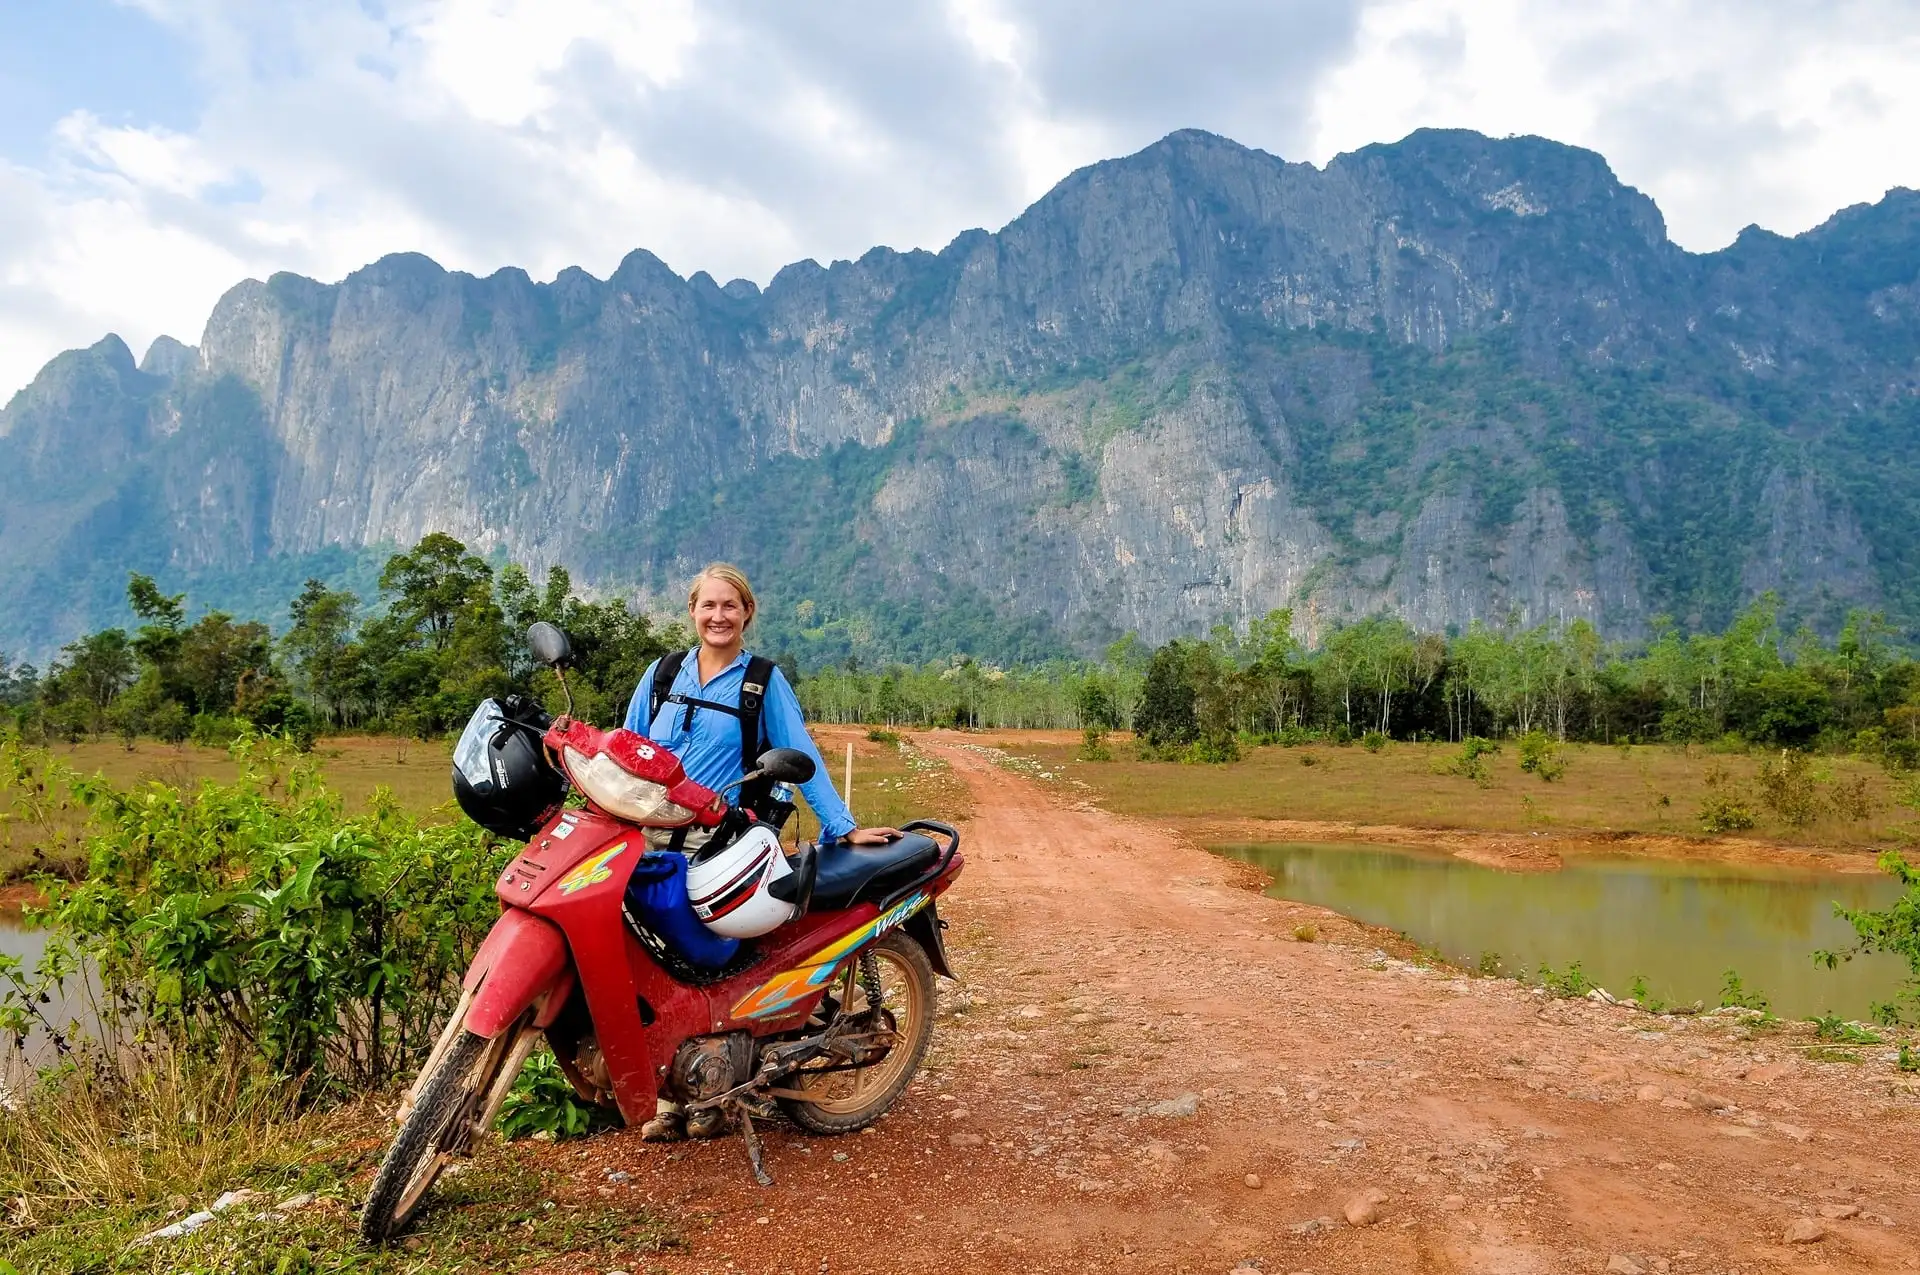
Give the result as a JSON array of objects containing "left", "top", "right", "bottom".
[
  {"left": 1298, "top": 752, "right": 1320, "bottom": 767},
  {"left": 1360, "top": 731, "right": 1387, "bottom": 754},
  {"left": 145, "top": 699, "right": 191, "bottom": 745},
  {"left": 1808, "top": 1012, "right": 1881, "bottom": 1044},
  {"left": 1628, "top": 974, "right": 1666, "bottom": 1012},
  {"left": 865, "top": 727, "right": 900, "bottom": 745},
  {"left": 1444, "top": 736, "right": 1500, "bottom": 786},
  {"left": 1753, "top": 750, "right": 1821, "bottom": 827},
  {"left": 1292, "top": 924, "right": 1317, "bottom": 942},
  {"left": 1718, "top": 968, "right": 1770, "bottom": 1014},
  {"left": 495, "top": 1049, "right": 614, "bottom": 1140},
  {"left": 1698, "top": 765, "right": 1756, "bottom": 832},
  {"left": 1816, "top": 849, "right": 1920, "bottom": 1025},
  {"left": 1517, "top": 731, "right": 1567, "bottom": 781},
  {"left": 1827, "top": 773, "right": 1876, "bottom": 821},
  {"left": 1477, "top": 951, "right": 1502, "bottom": 976},
  {"left": 1076, "top": 726, "right": 1112, "bottom": 762},
  {"left": 1538, "top": 960, "right": 1593, "bottom": 998},
  {"left": 188, "top": 712, "right": 247, "bottom": 749},
  {"left": 1187, "top": 731, "right": 1241, "bottom": 764},
  {"left": 0, "top": 734, "right": 505, "bottom": 1092}
]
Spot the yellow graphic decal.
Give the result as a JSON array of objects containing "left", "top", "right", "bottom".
[
  {"left": 556, "top": 843, "right": 627, "bottom": 896},
  {"left": 730, "top": 894, "right": 929, "bottom": 1020}
]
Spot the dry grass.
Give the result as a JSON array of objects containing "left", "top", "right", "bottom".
[
  {"left": 0, "top": 1047, "right": 317, "bottom": 1224},
  {"left": 1, "top": 1048, "right": 677, "bottom": 1271},
  {"left": 798, "top": 726, "right": 973, "bottom": 836},
  {"left": 984, "top": 734, "right": 1909, "bottom": 847}
]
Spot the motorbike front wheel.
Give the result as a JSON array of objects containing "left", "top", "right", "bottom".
[
  {"left": 779, "top": 932, "right": 935, "bottom": 1134},
  {"left": 359, "top": 1026, "right": 524, "bottom": 1244}
]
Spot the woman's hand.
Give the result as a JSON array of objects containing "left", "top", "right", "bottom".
[{"left": 845, "top": 826, "right": 903, "bottom": 846}]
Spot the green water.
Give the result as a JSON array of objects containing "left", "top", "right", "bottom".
[{"left": 1211, "top": 842, "right": 1909, "bottom": 1022}]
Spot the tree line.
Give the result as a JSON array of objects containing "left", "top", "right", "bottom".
[
  {"left": 4, "top": 531, "right": 1917, "bottom": 763},
  {"left": 797, "top": 602, "right": 1920, "bottom": 763},
  {"left": 0, "top": 533, "right": 689, "bottom": 748}
]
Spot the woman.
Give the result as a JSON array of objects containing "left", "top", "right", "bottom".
[{"left": 623, "top": 563, "right": 900, "bottom": 1141}]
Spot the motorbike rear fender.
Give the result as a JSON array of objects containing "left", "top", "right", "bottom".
[
  {"left": 463, "top": 908, "right": 576, "bottom": 1038},
  {"left": 902, "top": 904, "right": 955, "bottom": 980}
]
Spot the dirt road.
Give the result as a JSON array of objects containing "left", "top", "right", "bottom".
[{"left": 570, "top": 736, "right": 1918, "bottom": 1275}]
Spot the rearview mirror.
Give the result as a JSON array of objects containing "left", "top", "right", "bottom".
[
  {"left": 527, "top": 621, "right": 574, "bottom": 669},
  {"left": 756, "top": 747, "right": 816, "bottom": 785}
]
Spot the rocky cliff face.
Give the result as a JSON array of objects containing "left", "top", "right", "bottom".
[{"left": 4, "top": 128, "right": 1916, "bottom": 661}]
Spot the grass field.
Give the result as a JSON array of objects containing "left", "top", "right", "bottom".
[
  {"left": 2, "top": 728, "right": 971, "bottom": 883},
  {"left": 972, "top": 732, "right": 1911, "bottom": 850}
]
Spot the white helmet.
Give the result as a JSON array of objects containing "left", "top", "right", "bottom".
[{"left": 685, "top": 825, "right": 798, "bottom": 939}]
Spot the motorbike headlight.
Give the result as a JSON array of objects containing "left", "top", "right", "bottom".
[{"left": 561, "top": 746, "right": 697, "bottom": 826}]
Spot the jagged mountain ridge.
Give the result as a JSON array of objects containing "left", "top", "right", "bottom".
[{"left": 3, "top": 127, "right": 1918, "bottom": 664}]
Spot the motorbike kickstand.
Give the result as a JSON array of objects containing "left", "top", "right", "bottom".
[{"left": 732, "top": 1100, "right": 774, "bottom": 1188}]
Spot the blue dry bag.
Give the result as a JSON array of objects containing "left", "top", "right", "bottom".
[{"left": 622, "top": 850, "right": 741, "bottom": 968}]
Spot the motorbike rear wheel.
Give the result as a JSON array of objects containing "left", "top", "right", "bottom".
[
  {"left": 779, "top": 932, "right": 935, "bottom": 1134},
  {"left": 359, "top": 1025, "right": 523, "bottom": 1244}
]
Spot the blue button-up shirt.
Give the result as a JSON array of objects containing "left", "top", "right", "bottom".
[{"left": 622, "top": 649, "right": 857, "bottom": 839}]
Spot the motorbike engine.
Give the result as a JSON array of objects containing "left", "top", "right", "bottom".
[{"left": 668, "top": 1032, "right": 755, "bottom": 1102}]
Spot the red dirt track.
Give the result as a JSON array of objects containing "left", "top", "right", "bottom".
[{"left": 559, "top": 735, "right": 1918, "bottom": 1275}]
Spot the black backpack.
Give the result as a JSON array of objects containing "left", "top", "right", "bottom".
[{"left": 647, "top": 649, "right": 778, "bottom": 800}]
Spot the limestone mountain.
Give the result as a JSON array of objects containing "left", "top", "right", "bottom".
[{"left": 3, "top": 127, "right": 1917, "bottom": 664}]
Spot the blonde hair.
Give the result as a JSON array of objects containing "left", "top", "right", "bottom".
[{"left": 687, "top": 562, "right": 756, "bottom": 631}]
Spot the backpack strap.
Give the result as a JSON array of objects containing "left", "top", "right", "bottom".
[
  {"left": 648, "top": 648, "right": 692, "bottom": 731},
  {"left": 738, "top": 655, "right": 776, "bottom": 775}
]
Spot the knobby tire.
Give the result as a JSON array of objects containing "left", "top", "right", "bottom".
[{"left": 359, "top": 1029, "right": 506, "bottom": 1244}]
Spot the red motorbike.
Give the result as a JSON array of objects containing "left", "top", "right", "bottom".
[{"left": 359, "top": 623, "right": 963, "bottom": 1243}]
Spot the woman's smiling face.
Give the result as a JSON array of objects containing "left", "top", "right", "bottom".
[{"left": 690, "top": 576, "right": 750, "bottom": 652}]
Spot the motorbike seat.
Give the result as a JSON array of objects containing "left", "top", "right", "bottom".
[{"left": 807, "top": 833, "right": 941, "bottom": 911}]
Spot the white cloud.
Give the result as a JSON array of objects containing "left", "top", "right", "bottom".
[
  {"left": 2, "top": 0, "right": 1918, "bottom": 402},
  {"left": 1306, "top": 0, "right": 1920, "bottom": 250}
]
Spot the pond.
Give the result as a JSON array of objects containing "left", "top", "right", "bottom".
[
  {"left": 1210, "top": 841, "right": 1909, "bottom": 1022},
  {"left": 1, "top": 910, "right": 96, "bottom": 1066}
]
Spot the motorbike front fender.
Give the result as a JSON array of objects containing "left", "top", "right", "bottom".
[{"left": 464, "top": 908, "right": 575, "bottom": 1038}]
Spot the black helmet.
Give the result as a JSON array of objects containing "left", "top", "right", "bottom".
[{"left": 451, "top": 696, "right": 567, "bottom": 840}]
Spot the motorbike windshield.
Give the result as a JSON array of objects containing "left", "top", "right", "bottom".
[{"left": 453, "top": 698, "right": 506, "bottom": 791}]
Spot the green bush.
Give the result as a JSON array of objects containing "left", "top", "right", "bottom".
[
  {"left": 1187, "top": 731, "right": 1241, "bottom": 764},
  {"left": 1816, "top": 849, "right": 1920, "bottom": 1025},
  {"left": 1076, "top": 725, "right": 1113, "bottom": 762},
  {"left": 1808, "top": 1012, "right": 1881, "bottom": 1044},
  {"left": 1444, "top": 736, "right": 1501, "bottom": 786},
  {"left": 864, "top": 727, "right": 900, "bottom": 744},
  {"left": 1360, "top": 730, "right": 1387, "bottom": 754},
  {"left": 1718, "top": 968, "right": 1770, "bottom": 1014},
  {"left": 147, "top": 699, "right": 191, "bottom": 744},
  {"left": 1698, "top": 765, "right": 1757, "bottom": 832},
  {"left": 495, "top": 1049, "right": 615, "bottom": 1140},
  {"left": 188, "top": 712, "right": 247, "bottom": 749},
  {"left": 1517, "top": 731, "right": 1567, "bottom": 781},
  {"left": 1628, "top": 974, "right": 1666, "bottom": 1013},
  {"left": 1753, "top": 750, "right": 1821, "bottom": 827},
  {"left": 1538, "top": 960, "right": 1593, "bottom": 998},
  {"left": 0, "top": 733, "right": 505, "bottom": 1092}
]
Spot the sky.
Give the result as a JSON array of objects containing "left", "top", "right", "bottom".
[{"left": 2, "top": 0, "right": 1918, "bottom": 401}]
